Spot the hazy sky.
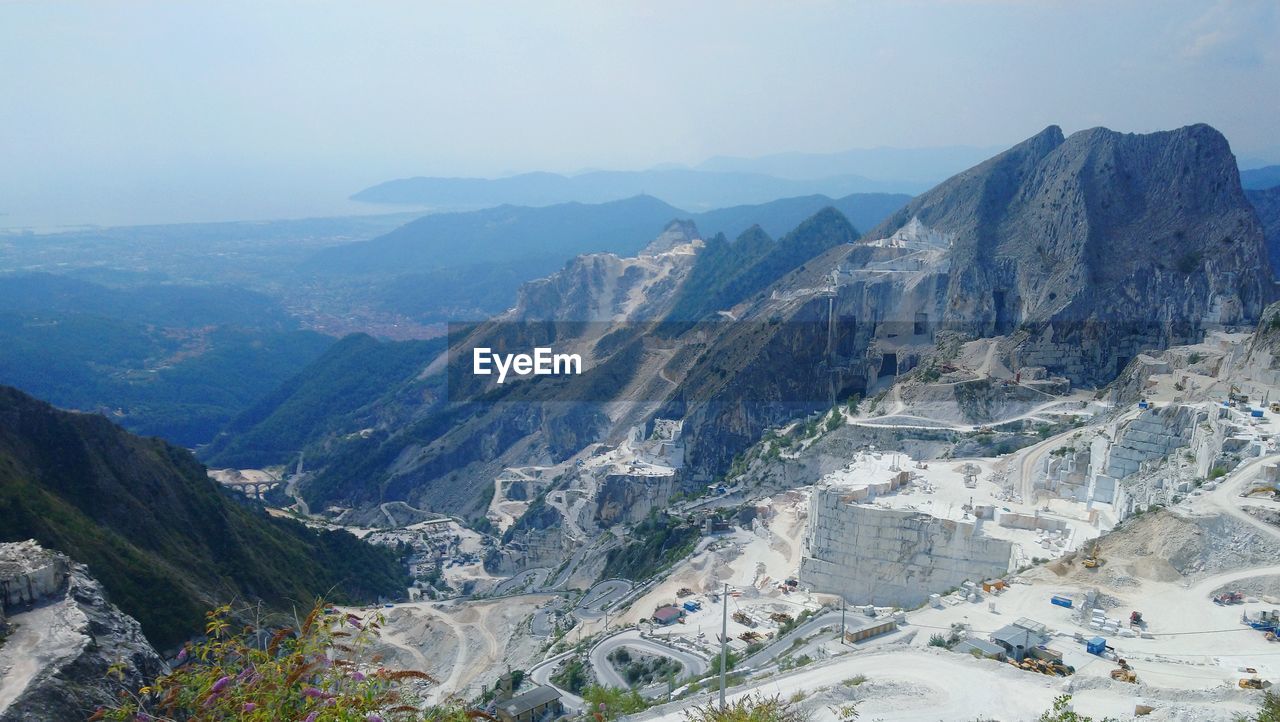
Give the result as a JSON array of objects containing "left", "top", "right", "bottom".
[{"left": 2, "top": 0, "right": 1277, "bottom": 227}]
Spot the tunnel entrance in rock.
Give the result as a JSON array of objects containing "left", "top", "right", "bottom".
[{"left": 878, "top": 353, "right": 898, "bottom": 378}]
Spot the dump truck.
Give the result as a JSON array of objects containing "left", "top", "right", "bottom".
[
  {"left": 1240, "top": 678, "right": 1272, "bottom": 689},
  {"left": 1215, "top": 591, "right": 1245, "bottom": 605}
]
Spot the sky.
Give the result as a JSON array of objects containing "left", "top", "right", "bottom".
[{"left": 1, "top": 0, "right": 1277, "bottom": 228}]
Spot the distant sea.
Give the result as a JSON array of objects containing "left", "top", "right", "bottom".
[{"left": 0, "top": 197, "right": 434, "bottom": 234}]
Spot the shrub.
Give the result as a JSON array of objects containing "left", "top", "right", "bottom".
[
  {"left": 1234, "top": 690, "right": 1280, "bottom": 722},
  {"left": 95, "top": 603, "right": 463, "bottom": 722},
  {"left": 682, "top": 693, "right": 817, "bottom": 722},
  {"left": 1037, "top": 695, "right": 1118, "bottom": 721},
  {"left": 582, "top": 685, "right": 648, "bottom": 719}
]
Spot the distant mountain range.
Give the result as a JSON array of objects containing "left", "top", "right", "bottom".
[
  {"left": 693, "top": 144, "right": 1004, "bottom": 183},
  {"left": 351, "top": 168, "right": 926, "bottom": 210},
  {"left": 265, "top": 123, "right": 1273, "bottom": 519},
  {"left": 305, "top": 192, "right": 911, "bottom": 323},
  {"left": 1242, "top": 165, "right": 1280, "bottom": 190}
]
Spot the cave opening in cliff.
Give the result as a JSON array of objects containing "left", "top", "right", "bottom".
[{"left": 878, "top": 352, "right": 898, "bottom": 378}]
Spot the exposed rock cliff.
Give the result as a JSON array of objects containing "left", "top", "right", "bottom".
[
  {"left": 1247, "top": 185, "right": 1280, "bottom": 276},
  {"left": 867, "top": 124, "right": 1270, "bottom": 383},
  {"left": 0, "top": 541, "right": 163, "bottom": 722}
]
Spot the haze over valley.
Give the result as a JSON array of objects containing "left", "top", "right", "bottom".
[{"left": 3, "top": 3, "right": 1280, "bottom": 722}]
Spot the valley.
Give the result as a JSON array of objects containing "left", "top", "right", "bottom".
[
  {"left": 5, "top": 120, "right": 1280, "bottom": 722},
  {"left": 167, "top": 125, "right": 1280, "bottom": 721}
]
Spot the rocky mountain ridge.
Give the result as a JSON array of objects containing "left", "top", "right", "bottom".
[{"left": 282, "top": 124, "right": 1272, "bottom": 534}]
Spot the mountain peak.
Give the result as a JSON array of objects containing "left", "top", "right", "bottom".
[
  {"left": 643, "top": 219, "right": 700, "bottom": 254},
  {"left": 784, "top": 206, "right": 859, "bottom": 245}
]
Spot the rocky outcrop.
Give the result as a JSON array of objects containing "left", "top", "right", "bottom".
[
  {"left": 869, "top": 124, "right": 1271, "bottom": 384},
  {"left": 643, "top": 220, "right": 699, "bottom": 255},
  {"left": 595, "top": 472, "right": 679, "bottom": 525},
  {"left": 0, "top": 540, "right": 69, "bottom": 613},
  {"left": 0, "top": 541, "right": 164, "bottom": 722}
]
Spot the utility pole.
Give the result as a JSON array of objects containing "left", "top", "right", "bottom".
[
  {"left": 840, "top": 599, "right": 846, "bottom": 644},
  {"left": 719, "top": 582, "right": 728, "bottom": 709}
]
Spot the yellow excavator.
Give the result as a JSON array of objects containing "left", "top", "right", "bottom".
[
  {"left": 1240, "top": 678, "right": 1271, "bottom": 690},
  {"left": 1083, "top": 540, "right": 1104, "bottom": 569}
]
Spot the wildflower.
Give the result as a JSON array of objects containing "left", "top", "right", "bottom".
[
  {"left": 210, "top": 676, "right": 232, "bottom": 693},
  {"left": 351, "top": 671, "right": 366, "bottom": 681},
  {"left": 303, "top": 687, "right": 324, "bottom": 698},
  {"left": 175, "top": 648, "right": 188, "bottom": 664},
  {"left": 304, "top": 713, "right": 319, "bottom": 722},
  {"left": 242, "top": 702, "right": 257, "bottom": 712},
  {"left": 366, "top": 715, "right": 384, "bottom": 722}
]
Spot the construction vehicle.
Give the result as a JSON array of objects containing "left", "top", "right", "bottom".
[
  {"left": 1111, "top": 667, "right": 1138, "bottom": 683},
  {"left": 738, "top": 630, "right": 763, "bottom": 642},
  {"left": 1111, "top": 668, "right": 1137, "bottom": 683},
  {"left": 1230, "top": 385, "right": 1250, "bottom": 405},
  {"left": 770, "top": 612, "right": 794, "bottom": 624},
  {"left": 1129, "top": 611, "right": 1144, "bottom": 628},
  {"left": 1240, "top": 678, "right": 1272, "bottom": 689},
  {"left": 676, "top": 587, "right": 694, "bottom": 598},
  {"left": 1245, "top": 610, "right": 1280, "bottom": 633},
  {"left": 732, "top": 611, "right": 755, "bottom": 627},
  {"left": 1082, "top": 541, "right": 1103, "bottom": 569},
  {"left": 1215, "top": 591, "right": 1245, "bottom": 605}
]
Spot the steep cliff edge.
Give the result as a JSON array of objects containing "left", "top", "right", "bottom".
[
  {"left": 0, "top": 540, "right": 164, "bottom": 722},
  {"left": 1247, "top": 185, "right": 1280, "bottom": 276},
  {"left": 867, "top": 124, "right": 1270, "bottom": 383}
]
